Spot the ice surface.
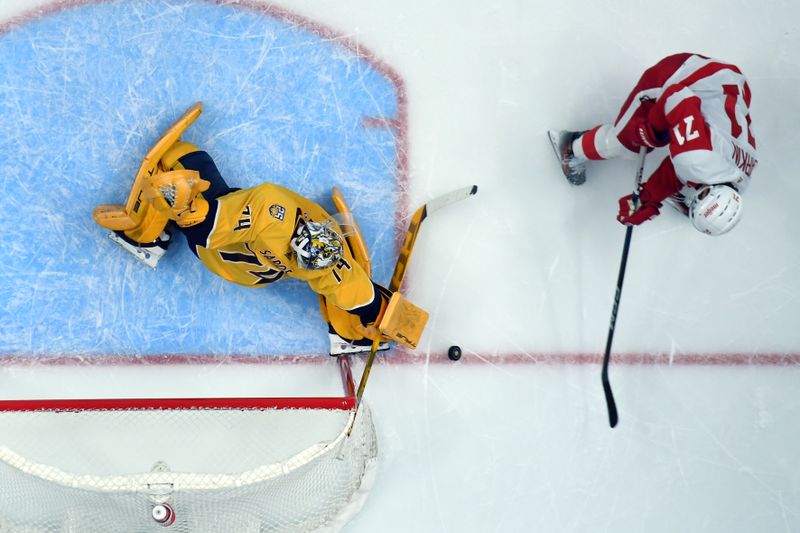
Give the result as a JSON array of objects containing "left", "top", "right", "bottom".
[
  {"left": 0, "top": 0, "right": 400, "bottom": 357},
  {"left": 1, "top": 0, "right": 799, "bottom": 531}
]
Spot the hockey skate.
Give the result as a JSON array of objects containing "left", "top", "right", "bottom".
[
  {"left": 106, "top": 229, "right": 172, "bottom": 269},
  {"left": 329, "top": 333, "right": 389, "bottom": 356},
  {"left": 547, "top": 130, "right": 587, "bottom": 185}
]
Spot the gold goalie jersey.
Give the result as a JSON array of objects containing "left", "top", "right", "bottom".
[{"left": 183, "top": 183, "right": 375, "bottom": 312}]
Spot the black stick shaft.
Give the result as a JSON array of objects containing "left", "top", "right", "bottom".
[
  {"left": 602, "top": 146, "right": 647, "bottom": 428},
  {"left": 601, "top": 226, "right": 631, "bottom": 427}
]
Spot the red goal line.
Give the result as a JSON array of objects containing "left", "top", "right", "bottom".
[{"left": 2, "top": 351, "right": 800, "bottom": 367}]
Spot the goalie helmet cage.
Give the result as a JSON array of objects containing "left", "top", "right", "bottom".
[{"left": 0, "top": 356, "right": 378, "bottom": 533}]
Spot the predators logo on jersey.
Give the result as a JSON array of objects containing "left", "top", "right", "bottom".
[{"left": 269, "top": 204, "right": 285, "bottom": 221}]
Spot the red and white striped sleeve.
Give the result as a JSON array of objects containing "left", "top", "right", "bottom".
[{"left": 649, "top": 57, "right": 758, "bottom": 191}]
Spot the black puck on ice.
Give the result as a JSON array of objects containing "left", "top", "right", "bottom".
[{"left": 447, "top": 345, "right": 462, "bottom": 361}]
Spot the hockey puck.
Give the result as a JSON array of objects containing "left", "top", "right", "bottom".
[{"left": 447, "top": 345, "right": 462, "bottom": 361}]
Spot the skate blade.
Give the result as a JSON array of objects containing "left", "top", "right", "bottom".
[
  {"left": 107, "top": 232, "right": 163, "bottom": 269},
  {"left": 329, "top": 334, "right": 390, "bottom": 356},
  {"left": 547, "top": 130, "right": 566, "bottom": 162},
  {"left": 547, "top": 130, "right": 586, "bottom": 186}
]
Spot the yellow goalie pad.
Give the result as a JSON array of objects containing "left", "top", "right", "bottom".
[
  {"left": 318, "top": 187, "right": 373, "bottom": 324},
  {"left": 378, "top": 293, "right": 429, "bottom": 349},
  {"left": 92, "top": 204, "right": 138, "bottom": 231},
  {"left": 331, "top": 186, "right": 371, "bottom": 277},
  {"left": 92, "top": 102, "right": 204, "bottom": 243}
]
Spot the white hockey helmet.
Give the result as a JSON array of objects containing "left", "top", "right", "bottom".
[{"left": 688, "top": 184, "right": 743, "bottom": 236}]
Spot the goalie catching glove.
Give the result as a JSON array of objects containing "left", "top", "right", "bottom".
[{"left": 143, "top": 168, "right": 211, "bottom": 228}]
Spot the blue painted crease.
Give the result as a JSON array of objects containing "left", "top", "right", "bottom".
[{"left": 0, "top": 1, "right": 400, "bottom": 357}]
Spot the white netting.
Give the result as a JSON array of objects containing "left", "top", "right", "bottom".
[{"left": 0, "top": 405, "right": 377, "bottom": 532}]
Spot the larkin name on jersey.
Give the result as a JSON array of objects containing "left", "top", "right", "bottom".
[{"left": 654, "top": 54, "right": 758, "bottom": 192}]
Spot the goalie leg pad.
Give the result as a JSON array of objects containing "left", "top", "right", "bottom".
[
  {"left": 324, "top": 301, "right": 389, "bottom": 356},
  {"left": 326, "top": 301, "right": 370, "bottom": 342},
  {"left": 321, "top": 186, "right": 384, "bottom": 356},
  {"left": 331, "top": 186, "right": 371, "bottom": 276},
  {"left": 94, "top": 198, "right": 171, "bottom": 244},
  {"left": 160, "top": 141, "right": 199, "bottom": 170},
  {"left": 93, "top": 204, "right": 138, "bottom": 231}
]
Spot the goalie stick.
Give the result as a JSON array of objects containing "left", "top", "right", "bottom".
[
  {"left": 602, "top": 145, "right": 647, "bottom": 428},
  {"left": 354, "top": 185, "right": 479, "bottom": 404}
]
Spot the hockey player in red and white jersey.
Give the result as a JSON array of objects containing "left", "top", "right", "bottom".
[{"left": 549, "top": 53, "right": 758, "bottom": 235}]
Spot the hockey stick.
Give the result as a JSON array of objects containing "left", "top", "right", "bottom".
[
  {"left": 354, "top": 185, "right": 479, "bottom": 404},
  {"left": 602, "top": 146, "right": 647, "bottom": 428}
]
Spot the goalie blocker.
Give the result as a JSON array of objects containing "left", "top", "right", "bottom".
[{"left": 378, "top": 293, "right": 428, "bottom": 349}]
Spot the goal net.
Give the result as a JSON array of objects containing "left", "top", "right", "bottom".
[{"left": 0, "top": 358, "right": 377, "bottom": 532}]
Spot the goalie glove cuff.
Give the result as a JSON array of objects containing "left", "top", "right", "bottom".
[{"left": 350, "top": 283, "right": 392, "bottom": 327}]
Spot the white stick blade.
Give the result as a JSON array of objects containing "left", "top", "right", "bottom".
[{"left": 426, "top": 185, "right": 478, "bottom": 215}]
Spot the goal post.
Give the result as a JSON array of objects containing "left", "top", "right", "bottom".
[{"left": 0, "top": 356, "right": 377, "bottom": 533}]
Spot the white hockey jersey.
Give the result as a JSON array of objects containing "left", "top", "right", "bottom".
[{"left": 645, "top": 54, "right": 757, "bottom": 200}]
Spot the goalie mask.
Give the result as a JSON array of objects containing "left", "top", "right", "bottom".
[
  {"left": 291, "top": 220, "right": 344, "bottom": 270},
  {"left": 688, "top": 184, "right": 743, "bottom": 236},
  {"left": 143, "top": 169, "right": 211, "bottom": 228}
]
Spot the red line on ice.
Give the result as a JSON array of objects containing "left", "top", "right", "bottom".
[{"left": 2, "top": 351, "right": 799, "bottom": 367}]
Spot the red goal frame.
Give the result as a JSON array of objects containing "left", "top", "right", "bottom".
[{"left": 0, "top": 356, "right": 357, "bottom": 412}]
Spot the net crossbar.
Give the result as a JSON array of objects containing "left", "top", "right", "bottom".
[{"left": 0, "top": 357, "right": 378, "bottom": 533}]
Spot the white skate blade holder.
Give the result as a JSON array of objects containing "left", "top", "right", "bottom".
[
  {"left": 547, "top": 130, "right": 567, "bottom": 159},
  {"left": 328, "top": 333, "right": 389, "bottom": 356},
  {"left": 106, "top": 232, "right": 167, "bottom": 269}
]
